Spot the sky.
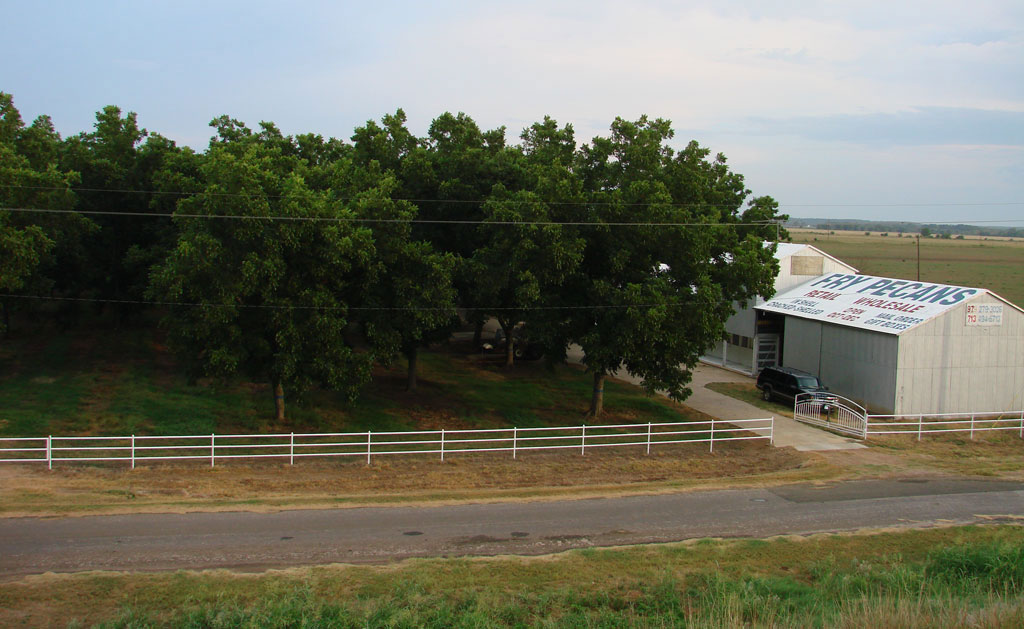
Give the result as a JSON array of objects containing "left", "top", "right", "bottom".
[{"left": 3, "top": 0, "right": 1023, "bottom": 225}]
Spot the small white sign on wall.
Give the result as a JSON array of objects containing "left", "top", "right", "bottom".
[{"left": 965, "top": 303, "right": 1003, "bottom": 326}]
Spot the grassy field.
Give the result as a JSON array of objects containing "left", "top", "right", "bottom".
[
  {"left": 2, "top": 525, "right": 1021, "bottom": 627},
  {"left": 0, "top": 319, "right": 703, "bottom": 439},
  {"left": 789, "top": 229, "right": 1024, "bottom": 306},
  {"left": 3, "top": 318, "right": 1021, "bottom": 517},
  {"left": 0, "top": 319, "right": 821, "bottom": 516},
  {"left": 705, "top": 381, "right": 794, "bottom": 418}
]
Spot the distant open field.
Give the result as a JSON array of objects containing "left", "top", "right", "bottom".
[{"left": 789, "top": 229, "right": 1024, "bottom": 306}]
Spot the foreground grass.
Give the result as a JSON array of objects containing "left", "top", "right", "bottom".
[
  {"left": 3, "top": 525, "right": 1022, "bottom": 627},
  {"left": 789, "top": 229, "right": 1024, "bottom": 306}
]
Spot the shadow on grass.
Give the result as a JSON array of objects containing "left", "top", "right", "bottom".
[{"left": 1, "top": 328, "right": 710, "bottom": 438}]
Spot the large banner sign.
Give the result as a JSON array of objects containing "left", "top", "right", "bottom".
[{"left": 758, "top": 273, "right": 982, "bottom": 335}]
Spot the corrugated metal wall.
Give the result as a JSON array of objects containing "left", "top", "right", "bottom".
[
  {"left": 783, "top": 317, "right": 821, "bottom": 374},
  {"left": 719, "top": 247, "right": 857, "bottom": 373},
  {"left": 783, "top": 316, "right": 899, "bottom": 413},
  {"left": 895, "top": 295, "right": 1024, "bottom": 414}
]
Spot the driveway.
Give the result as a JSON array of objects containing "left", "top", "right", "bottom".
[
  {"left": 564, "top": 343, "right": 863, "bottom": 451},
  {"left": 687, "top": 363, "right": 865, "bottom": 452},
  {"left": 460, "top": 322, "right": 862, "bottom": 451}
]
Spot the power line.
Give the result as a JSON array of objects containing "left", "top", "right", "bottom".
[
  {"left": 0, "top": 207, "right": 779, "bottom": 228},
  {"left": 0, "top": 293, "right": 721, "bottom": 312},
  {"left": 3, "top": 184, "right": 1022, "bottom": 208},
  {"left": 0, "top": 183, "right": 760, "bottom": 210},
  {"left": 790, "top": 218, "right": 1024, "bottom": 225},
  {"left": 5, "top": 206, "right": 1022, "bottom": 227}
]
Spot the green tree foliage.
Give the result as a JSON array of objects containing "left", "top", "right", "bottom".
[
  {"left": 350, "top": 113, "right": 461, "bottom": 389},
  {"left": 554, "top": 116, "right": 784, "bottom": 416},
  {"left": 359, "top": 203, "right": 458, "bottom": 391},
  {"left": 468, "top": 185, "right": 584, "bottom": 367},
  {"left": 0, "top": 93, "right": 85, "bottom": 332},
  {"left": 149, "top": 121, "right": 379, "bottom": 420},
  {"left": 418, "top": 113, "right": 526, "bottom": 341},
  {"left": 59, "top": 105, "right": 187, "bottom": 319},
  {"left": 6, "top": 90, "right": 788, "bottom": 423}
]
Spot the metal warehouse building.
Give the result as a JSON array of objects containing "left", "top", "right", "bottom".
[
  {"left": 756, "top": 272, "right": 1024, "bottom": 415},
  {"left": 704, "top": 243, "right": 858, "bottom": 375}
]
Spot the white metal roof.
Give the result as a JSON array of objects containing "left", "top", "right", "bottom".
[
  {"left": 756, "top": 272, "right": 1017, "bottom": 335},
  {"left": 772, "top": 242, "right": 808, "bottom": 259}
]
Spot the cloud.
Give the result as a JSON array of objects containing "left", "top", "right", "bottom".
[
  {"left": 2, "top": 0, "right": 1021, "bottom": 226},
  {"left": 737, "top": 108, "right": 1024, "bottom": 147}
]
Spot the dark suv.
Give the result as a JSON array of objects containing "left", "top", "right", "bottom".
[{"left": 756, "top": 366, "right": 836, "bottom": 411}]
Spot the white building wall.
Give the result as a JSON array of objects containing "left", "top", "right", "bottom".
[
  {"left": 774, "top": 250, "right": 857, "bottom": 294},
  {"left": 895, "top": 294, "right": 1024, "bottom": 414}
]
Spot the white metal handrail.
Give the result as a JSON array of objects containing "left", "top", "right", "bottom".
[{"left": 0, "top": 417, "right": 773, "bottom": 468}]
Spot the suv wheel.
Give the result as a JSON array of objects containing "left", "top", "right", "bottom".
[{"left": 761, "top": 386, "right": 773, "bottom": 402}]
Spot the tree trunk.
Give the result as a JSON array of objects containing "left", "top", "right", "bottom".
[
  {"left": 472, "top": 319, "right": 484, "bottom": 347},
  {"left": 588, "top": 372, "right": 606, "bottom": 417},
  {"left": 500, "top": 319, "right": 515, "bottom": 367},
  {"left": 272, "top": 379, "right": 285, "bottom": 421},
  {"left": 406, "top": 346, "right": 418, "bottom": 393}
]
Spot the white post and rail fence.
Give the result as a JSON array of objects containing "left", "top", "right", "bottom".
[
  {"left": 866, "top": 410, "right": 1024, "bottom": 441},
  {"left": 794, "top": 392, "right": 1024, "bottom": 441},
  {"left": 0, "top": 417, "right": 774, "bottom": 468}
]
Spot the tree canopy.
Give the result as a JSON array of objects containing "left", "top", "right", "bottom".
[{"left": 2, "top": 91, "right": 787, "bottom": 419}]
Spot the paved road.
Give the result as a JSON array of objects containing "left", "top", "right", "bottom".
[{"left": 2, "top": 479, "right": 1021, "bottom": 578}]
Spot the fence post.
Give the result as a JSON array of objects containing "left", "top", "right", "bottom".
[
  {"left": 440, "top": 429, "right": 445, "bottom": 462},
  {"left": 366, "top": 431, "right": 372, "bottom": 466},
  {"left": 513, "top": 427, "right": 517, "bottom": 459},
  {"left": 770, "top": 417, "right": 775, "bottom": 445},
  {"left": 709, "top": 418, "right": 715, "bottom": 453},
  {"left": 131, "top": 434, "right": 135, "bottom": 470},
  {"left": 1020, "top": 409, "right": 1023, "bottom": 439},
  {"left": 917, "top": 415, "right": 922, "bottom": 441},
  {"left": 970, "top": 414, "right": 975, "bottom": 440},
  {"left": 581, "top": 425, "right": 586, "bottom": 456},
  {"left": 290, "top": 432, "right": 294, "bottom": 465},
  {"left": 646, "top": 422, "right": 652, "bottom": 455},
  {"left": 210, "top": 434, "right": 215, "bottom": 467},
  {"left": 47, "top": 435, "right": 52, "bottom": 470}
]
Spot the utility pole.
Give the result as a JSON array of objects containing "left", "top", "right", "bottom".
[{"left": 916, "top": 234, "right": 921, "bottom": 281}]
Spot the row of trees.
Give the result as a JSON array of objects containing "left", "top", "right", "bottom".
[{"left": 1, "top": 92, "right": 785, "bottom": 420}]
